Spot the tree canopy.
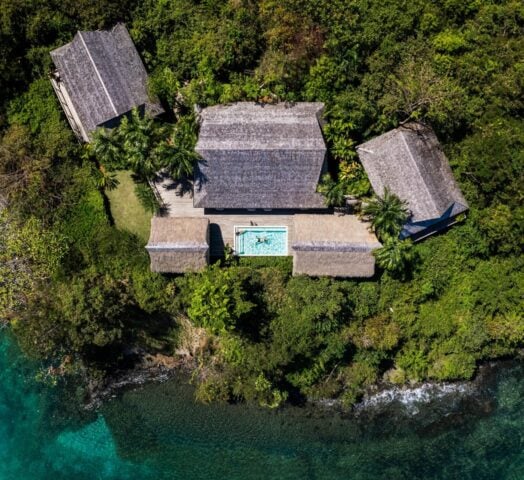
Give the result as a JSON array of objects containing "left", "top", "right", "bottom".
[{"left": 0, "top": 0, "right": 522, "bottom": 408}]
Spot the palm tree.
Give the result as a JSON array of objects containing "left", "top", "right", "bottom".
[
  {"left": 163, "top": 114, "right": 199, "bottom": 180},
  {"left": 94, "top": 165, "right": 119, "bottom": 191},
  {"left": 317, "top": 173, "right": 346, "bottom": 207},
  {"left": 362, "top": 187, "right": 410, "bottom": 240},
  {"left": 373, "top": 237, "right": 414, "bottom": 273},
  {"left": 91, "top": 108, "right": 199, "bottom": 184},
  {"left": 90, "top": 128, "right": 123, "bottom": 169},
  {"left": 118, "top": 109, "right": 158, "bottom": 180},
  {"left": 155, "top": 139, "right": 198, "bottom": 180}
]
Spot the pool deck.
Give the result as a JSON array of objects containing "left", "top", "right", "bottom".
[
  {"left": 208, "top": 214, "right": 295, "bottom": 256},
  {"left": 153, "top": 176, "right": 297, "bottom": 256},
  {"left": 150, "top": 176, "right": 380, "bottom": 277}
]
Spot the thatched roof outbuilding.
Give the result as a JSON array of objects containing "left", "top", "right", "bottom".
[
  {"left": 194, "top": 102, "right": 327, "bottom": 209},
  {"left": 292, "top": 215, "right": 381, "bottom": 278},
  {"left": 146, "top": 217, "right": 210, "bottom": 273},
  {"left": 357, "top": 123, "right": 468, "bottom": 240},
  {"left": 50, "top": 24, "right": 163, "bottom": 142}
]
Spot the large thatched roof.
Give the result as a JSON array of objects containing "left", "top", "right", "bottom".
[
  {"left": 50, "top": 24, "right": 163, "bottom": 141},
  {"left": 292, "top": 214, "right": 381, "bottom": 278},
  {"left": 194, "top": 102, "right": 327, "bottom": 209},
  {"left": 146, "top": 217, "right": 209, "bottom": 273},
  {"left": 357, "top": 123, "right": 468, "bottom": 237}
]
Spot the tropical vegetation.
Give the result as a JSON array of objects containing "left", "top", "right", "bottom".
[
  {"left": 361, "top": 188, "right": 414, "bottom": 273},
  {"left": 0, "top": 0, "right": 522, "bottom": 409}
]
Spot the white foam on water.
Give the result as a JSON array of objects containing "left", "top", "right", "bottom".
[{"left": 355, "top": 382, "right": 472, "bottom": 414}]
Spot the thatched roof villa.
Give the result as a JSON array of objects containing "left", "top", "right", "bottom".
[
  {"left": 148, "top": 102, "right": 381, "bottom": 277},
  {"left": 357, "top": 123, "right": 468, "bottom": 241},
  {"left": 194, "top": 102, "right": 327, "bottom": 209},
  {"left": 45, "top": 26, "right": 468, "bottom": 275},
  {"left": 50, "top": 24, "right": 163, "bottom": 142}
]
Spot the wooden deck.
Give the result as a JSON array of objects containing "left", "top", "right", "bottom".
[
  {"left": 152, "top": 176, "right": 296, "bottom": 256},
  {"left": 152, "top": 174, "right": 204, "bottom": 217}
]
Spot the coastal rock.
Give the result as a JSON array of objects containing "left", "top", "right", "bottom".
[{"left": 84, "top": 351, "right": 194, "bottom": 411}]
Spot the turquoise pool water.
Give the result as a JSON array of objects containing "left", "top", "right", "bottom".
[
  {"left": 235, "top": 226, "right": 288, "bottom": 256},
  {"left": 2, "top": 332, "right": 524, "bottom": 480}
]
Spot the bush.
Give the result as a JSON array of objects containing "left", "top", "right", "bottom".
[
  {"left": 352, "top": 314, "right": 400, "bottom": 351},
  {"left": 183, "top": 266, "right": 254, "bottom": 334},
  {"left": 60, "top": 181, "right": 108, "bottom": 247},
  {"left": 7, "top": 78, "right": 75, "bottom": 159},
  {"left": 341, "top": 359, "right": 380, "bottom": 406},
  {"left": 429, "top": 353, "right": 476, "bottom": 381},
  {"left": 395, "top": 343, "right": 429, "bottom": 382}
]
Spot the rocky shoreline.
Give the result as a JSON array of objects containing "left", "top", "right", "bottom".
[
  {"left": 306, "top": 357, "right": 522, "bottom": 419},
  {"left": 84, "top": 352, "right": 194, "bottom": 410},
  {"left": 85, "top": 349, "right": 524, "bottom": 416}
]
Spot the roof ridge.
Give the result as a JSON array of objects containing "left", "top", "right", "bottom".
[
  {"left": 399, "top": 129, "right": 440, "bottom": 216},
  {"left": 77, "top": 31, "right": 118, "bottom": 117}
]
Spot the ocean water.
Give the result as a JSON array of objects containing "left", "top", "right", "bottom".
[{"left": 1, "top": 332, "right": 523, "bottom": 480}]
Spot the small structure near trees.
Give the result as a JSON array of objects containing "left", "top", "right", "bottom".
[
  {"left": 357, "top": 122, "right": 468, "bottom": 241},
  {"left": 146, "top": 217, "right": 210, "bottom": 273},
  {"left": 292, "top": 215, "right": 381, "bottom": 278},
  {"left": 50, "top": 24, "right": 163, "bottom": 142}
]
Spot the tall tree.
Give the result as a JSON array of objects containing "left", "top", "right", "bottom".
[
  {"left": 373, "top": 237, "right": 414, "bottom": 273},
  {"left": 90, "top": 109, "right": 197, "bottom": 182},
  {"left": 362, "top": 187, "right": 410, "bottom": 240}
]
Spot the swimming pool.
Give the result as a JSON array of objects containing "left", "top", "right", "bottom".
[{"left": 234, "top": 226, "right": 288, "bottom": 256}]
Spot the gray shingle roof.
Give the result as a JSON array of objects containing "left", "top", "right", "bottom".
[
  {"left": 357, "top": 123, "right": 468, "bottom": 235},
  {"left": 194, "top": 102, "right": 327, "bottom": 209},
  {"left": 291, "top": 214, "right": 380, "bottom": 278},
  {"left": 146, "top": 217, "right": 210, "bottom": 273},
  {"left": 50, "top": 24, "right": 163, "bottom": 140}
]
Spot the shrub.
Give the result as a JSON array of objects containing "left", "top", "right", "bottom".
[
  {"left": 428, "top": 353, "right": 476, "bottom": 381},
  {"left": 7, "top": 78, "right": 75, "bottom": 159},
  {"left": 353, "top": 314, "right": 401, "bottom": 351},
  {"left": 486, "top": 313, "right": 524, "bottom": 348},
  {"left": 184, "top": 266, "right": 254, "bottom": 334},
  {"left": 254, "top": 373, "right": 288, "bottom": 409},
  {"left": 395, "top": 343, "right": 429, "bottom": 381},
  {"left": 341, "top": 359, "right": 379, "bottom": 406}
]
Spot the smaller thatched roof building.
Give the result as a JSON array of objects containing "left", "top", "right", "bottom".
[
  {"left": 50, "top": 24, "right": 163, "bottom": 142},
  {"left": 146, "top": 217, "right": 210, "bottom": 273},
  {"left": 292, "top": 215, "right": 381, "bottom": 278},
  {"left": 357, "top": 122, "right": 468, "bottom": 240},
  {"left": 194, "top": 102, "right": 327, "bottom": 209}
]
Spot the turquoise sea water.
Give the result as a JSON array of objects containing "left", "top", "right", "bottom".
[
  {"left": 1, "top": 332, "right": 524, "bottom": 480},
  {"left": 235, "top": 226, "right": 288, "bottom": 256}
]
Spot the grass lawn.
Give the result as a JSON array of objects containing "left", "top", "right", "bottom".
[{"left": 106, "top": 171, "right": 152, "bottom": 243}]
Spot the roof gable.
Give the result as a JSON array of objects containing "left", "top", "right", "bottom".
[
  {"left": 50, "top": 24, "right": 162, "bottom": 137},
  {"left": 194, "top": 102, "right": 327, "bottom": 209},
  {"left": 357, "top": 123, "right": 468, "bottom": 223},
  {"left": 196, "top": 102, "right": 326, "bottom": 151}
]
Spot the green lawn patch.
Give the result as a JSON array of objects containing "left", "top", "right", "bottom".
[{"left": 106, "top": 171, "right": 152, "bottom": 243}]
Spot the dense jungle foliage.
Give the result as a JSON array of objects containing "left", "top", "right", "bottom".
[{"left": 0, "top": 0, "right": 522, "bottom": 407}]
